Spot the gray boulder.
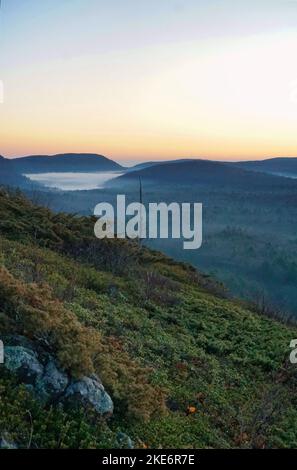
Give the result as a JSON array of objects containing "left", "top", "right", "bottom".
[
  {"left": 64, "top": 375, "right": 113, "bottom": 416},
  {"left": 116, "top": 432, "right": 134, "bottom": 449},
  {"left": 3, "top": 343, "right": 113, "bottom": 417},
  {"left": 0, "top": 434, "right": 18, "bottom": 449},
  {"left": 4, "top": 346, "right": 43, "bottom": 384},
  {"left": 36, "top": 360, "right": 68, "bottom": 402}
]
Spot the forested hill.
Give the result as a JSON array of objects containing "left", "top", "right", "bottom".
[
  {"left": 0, "top": 156, "right": 31, "bottom": 188},
  {"left": 114, "top": 159, "right": 297, "bottom": 189},
  {"left": 230, "top": 157, "right": 297, "bottom": 176},
  {"left": 10, "top": 153, "right": 124, "bottom": 174},
  {"left": 0, "top": 188, "right": 296, "bottom": 449}
]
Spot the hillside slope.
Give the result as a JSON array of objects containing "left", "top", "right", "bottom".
[{"left": 0, "top": 189, "right": 296, "bottom": 449}]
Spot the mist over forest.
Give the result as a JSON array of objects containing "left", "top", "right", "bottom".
[{"left": 18, "top": 156, "right": 297, "bottom": 318}]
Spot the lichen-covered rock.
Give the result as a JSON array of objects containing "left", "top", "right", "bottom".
[
  {"left": 3, "top": 342, "right": 113, "bottom": 417},
  {"left": 64, "top": 375, "right": 113, "bottom": 416},
  {"left": 36, "top": 360, "right": 69, "bottom": 402},
  {"left": 116, "top": 432, "right": 134, "bottom": 449},
  {"left": 0, "top": 434, "right": 18, "bottom": 449},
  {"left": 4, "top": 346, "right": 43, "bottom": 384}
]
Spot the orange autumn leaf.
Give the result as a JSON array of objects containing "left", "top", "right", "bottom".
[{"left": 186, "top": 406, "right": 197, "bottom": 415}]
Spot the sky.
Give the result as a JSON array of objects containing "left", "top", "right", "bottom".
[{"left": 1, "top": 0, "right": 297, "bottom": 161}]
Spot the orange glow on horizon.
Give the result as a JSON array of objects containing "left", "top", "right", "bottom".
[{"left": 1, "top": 32, "right": 297, "bottom": 161}]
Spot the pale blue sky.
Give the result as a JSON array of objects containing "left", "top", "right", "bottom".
[
  {"left": 1, "top": 1, "right": 297, "bottom": 159},
  {"left": 2, "top": 0, "right": 297, "bottom": 63}
]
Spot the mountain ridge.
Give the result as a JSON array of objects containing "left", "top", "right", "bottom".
[
  {"left": 113, "top": 159, "right": 297, "bottom": 189},
  {"left": 229, "top": 157, "right": 297, "bottom": 176},
  {"left": 8, "top": 153, "right": 124, "bottom": 174},
  {"left": 0, "top": 155, "right": 32, "bottom": 188}
]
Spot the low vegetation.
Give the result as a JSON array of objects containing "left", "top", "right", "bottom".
[{"left": 0, "top": 188, "right": 297, "bottom": 448}]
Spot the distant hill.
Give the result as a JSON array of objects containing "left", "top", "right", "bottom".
[
  {"left": 126, "top": 161, "right": 162, "bottom": 172},
  {"left": 0, "top": 156, "right": 32, "bottom": 188},
  {"left": 229, "top": 157, "right": 297, "bottom": 177},
  {"left": 12, "top": 153, "right": 124, "bottom": 174},
  {"left": 113, "top": 159, "right": 297, "bottom": 189},
  {"left": 127, "top": 158, "right": 195, "bottom": 172}
]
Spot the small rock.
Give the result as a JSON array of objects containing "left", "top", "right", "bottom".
[
  {"left": 64, "top": 375, "right": 113, "bottom": 416},
  {"left": 36, "top": 360, "right": 68, "bottom": 402},
  {"left": 0, "top": 434, "right": 18, "bottom": 449},
  {"left": 4, "top": 346, "right": 43, "bottom": 384},
  {"left": 116, "top": 432, "right": 134, "bottom": 449}
]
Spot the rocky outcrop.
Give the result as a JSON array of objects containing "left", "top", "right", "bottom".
[
  {"left": 116, "top": 432, "right": 134, "bottom": 449},
  {"left": 4, "top": 346, "right": 43, "bottom": 385},
  {"left": 64, "top": 375, "right": 114, "bottom": 416},
  {"left": 3, "top": 339, "right": 113, "bottom": 417},
  {"left": 35, "top": 360, "right": 68, "bottom": 401}
]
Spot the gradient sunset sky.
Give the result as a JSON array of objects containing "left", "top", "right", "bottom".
[{"left": 1, "top": 0, "right": 297, "bottom": 161}]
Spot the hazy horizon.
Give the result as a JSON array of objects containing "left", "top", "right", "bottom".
[
  {"left": 8, "top": 153, "right": 297, "bottom": 167},
  {"left": 3, "top": 154, "right": 297, "bottom": 165},
  {"left": 1, "top": 1, "right": 297, "bottom": 160}
]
